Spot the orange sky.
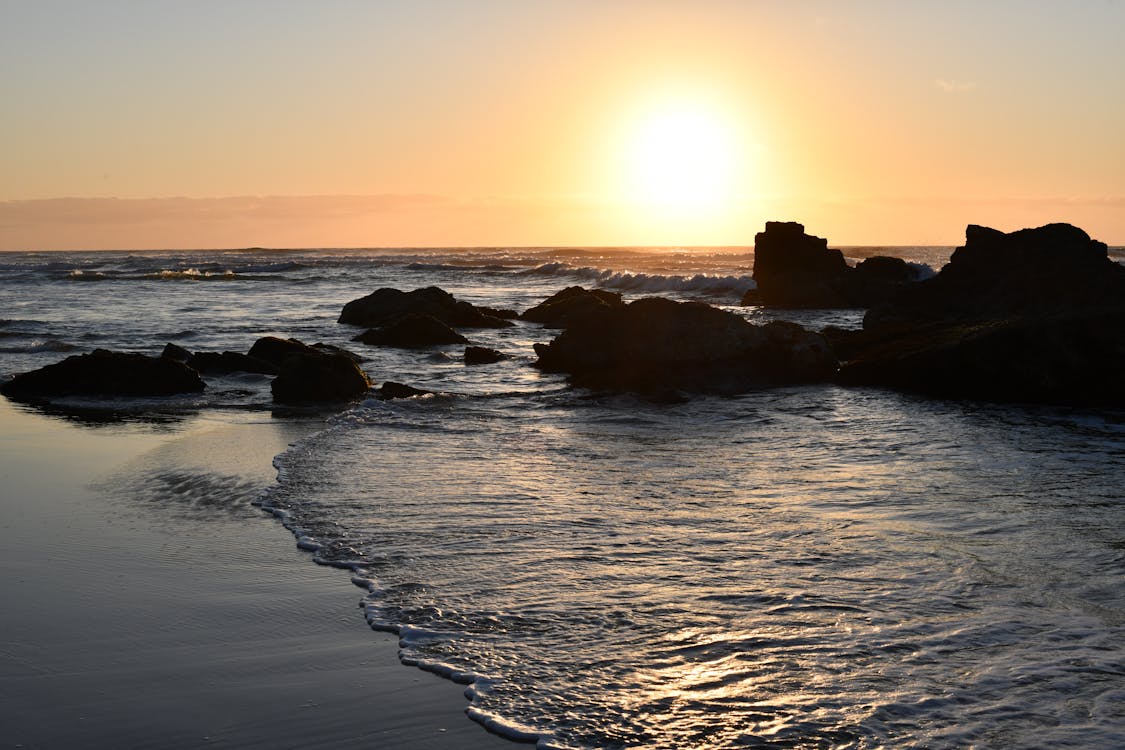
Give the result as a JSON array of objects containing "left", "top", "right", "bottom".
[{"left": 2, "top": 2, "right": 1123, "bottom": 249}]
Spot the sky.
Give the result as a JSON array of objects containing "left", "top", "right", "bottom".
[{"left": 2, "top": 0, "right": 1124, "bottom": 249}]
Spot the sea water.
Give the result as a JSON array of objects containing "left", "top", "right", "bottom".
[{"left": 2, "top": 247, "right": 1123, "bottom": 748}]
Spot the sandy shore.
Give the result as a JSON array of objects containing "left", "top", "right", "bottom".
[{"left": 0, "top": 398, "right": 515, "bottom": 749}]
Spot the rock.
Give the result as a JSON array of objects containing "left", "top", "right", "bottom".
[
  {"left": 865, "top": 222, "right": 1125, "bottom": 329},
  {"left": 835, "top": 224, "right": 1125, "bottom": 406},
  {"left": 338, "top": 286, "right": 514, "bottom": 329},
  {"left": 1, "top": 349, "right": 205, "bottom": 398},
  {"left": 248, "top": 336, "right": 314, "bottom": 365},
  {"left": 521, "top": 286, "right": 625, "bottom": 328},
  {"left": 353, "top": 314, "right": 469, "bottom": 347},
  {"left": 161, "top": 342, "right": 193, "bottom": 363},
  {"left": 464, "top": 346, "right": 506, "bottom": 365},
  {"left": 741, "top": 223, "right": 925, "bottom": 308},
  {"left": 477, "top": 305, "right": 520, "bottom": 320},
  {"left": 187, "top": 351, "right": 278, "bottom": 375},
  {"left": 310, "top": 342, "right": 365, "bottom": 362},
  {"left": 271, "top": 349, "right": 372, "bottom": 404},
  {"left": 742, "top": 222, "right": 850, "bottom": 307},
  {"left": 375, "top": 381, "right": 434, "bottom": 400},
  {"left": 533, "top": 297, "right": 836, "bottom": 395},
  {"left": 248, "top": 336, "right": 364, "bottom": 365},
  {"left": 835, "top": 310, "right": 1125, "bottom": 405}
]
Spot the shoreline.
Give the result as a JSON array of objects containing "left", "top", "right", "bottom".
[{"left": 0, "top": 398, "right": 514, "bottom": 749}]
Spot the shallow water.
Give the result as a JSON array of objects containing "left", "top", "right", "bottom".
[{"left": 3, "top": 246, "right": 1124, "bottom": 748}]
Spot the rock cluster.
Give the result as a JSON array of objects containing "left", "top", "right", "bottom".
[
  {"left": 831, "top": 223, "right": 1125, "bottom": 405},
  {"left": 339, "top": 286, "right": 513, "bottom": 329},
  {"left": 742, "top": 222, "right": 923, "bottom": 308},
  {"left": 0, "top": 349, "right": 205, "bottom": 398},
  {"left": 1, "top": 336, "right": 371, "bottom": 406},
  {"left": 533, "top": 296, "right": 836, "bottom": 397}
]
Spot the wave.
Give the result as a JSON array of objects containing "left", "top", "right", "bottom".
[
  {"left": 67, "top": 269, "right": 109, "bottom": 280},
  {"left": 150, "top": 268, "right": 237, "bottom": 280},
  {"left": 524, "top": 262, "right": 756, "bottom": 295},
  {"left": 0, "top": 338, "right": 79, "bottom": 353},
  {"left": 907, "top": 261, "right": 938, "bottom": 280},
  {"left": 63, "top": 267, "right": 289, "bottom": 282}
]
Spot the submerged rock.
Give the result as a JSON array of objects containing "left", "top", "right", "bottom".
[
  {"left": 338, "top": 286, "right": 514, "bottom": 329},
  {"left": 1, "top": 349, "right": 205, "bottom": 398},
  {"left": 375, "top": 381, "right": 434, "bottom": 400},
  {"left": 521, "top": 286, "right": 625, "bottom": 329},
  {"left": 463, "top": 346, "right": 506, "bottom": 365},
  {"left": 353, "top": 313, "right": 469, "bottom": 348},
  {"left": 533, "top": 296, "right": 836, "bottom": 395}
]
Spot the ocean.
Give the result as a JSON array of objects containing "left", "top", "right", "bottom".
[{"left": 2, "top": 246, "right": 1124, "bottom": 749}]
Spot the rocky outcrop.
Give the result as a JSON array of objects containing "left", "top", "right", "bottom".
[
  {"left": 834, "top": 223, "right": 1125, "bottom": 406},
  {"left": 464, "top": 346, "right": 506, "bottom": 365},
  {"left": 864, "top": 222, "right": 1125, "bottom": 328},
  {"left": 521, "top": 286, "right": 625, "bottom": 329},
  {"left": 353, "top": 314, "right": 469, "bottom": 347},
  {"left": 533, "top": 297, "right": 836, "bottom": 396},
  {"left": 832, "top": 312, "right": 1125, "bottom": 405},
  {"left": 1, "top": 349, "right": 205, "bottom": 398},
  {"left": 741, "top": 222, "right": 925, "bottom": 308},
  {"left": 338, "top": 286, "right": 514, "bottom": 329}
]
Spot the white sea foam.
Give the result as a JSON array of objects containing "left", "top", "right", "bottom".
[{"left": 524, "top": 261, "right": 756, "bottom": 296}]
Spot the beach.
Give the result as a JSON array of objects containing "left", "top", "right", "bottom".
[{"left": 0, "top": 397, "right": 513, "bottom": 749}]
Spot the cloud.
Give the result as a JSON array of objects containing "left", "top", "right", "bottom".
[{"left": 935, "top": 79, "right": 978, "bottom": 94}]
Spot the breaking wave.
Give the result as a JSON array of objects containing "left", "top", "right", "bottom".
[{"left": 524, "top": 262, "right": 756, "bottom": 296}]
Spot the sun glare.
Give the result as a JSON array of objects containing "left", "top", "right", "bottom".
[{"left": 625, "top": 104, "right": 741, "bottom": 216}]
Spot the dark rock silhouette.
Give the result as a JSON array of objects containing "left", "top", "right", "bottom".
[
  {"left": 521, "top": 286, "right": 625, "bottom": 329},
  {"left": 464, "top": 346, "right": 506, "bottom": 365},
  {"left": 271, "top": 347, "right": 372, "bottom": 404},
  {"left": 864, "top": 222, "right": 1125, "bottom": 328},
  {"left": 533, "top": 296, "right": 836, "bottom": 396},
  {"left": 248, "top": 336, "right": 315, "bottom": 366},
  {"left": 339, "top": 286, "right": 514, "bottom": 329},
  {"left": 834, "top": 223, "right": 1125, "bottom": 405},
  {"left": 741, "top": 222, "right": 924, "bottom": 308},
  {"left": 376, "top": 381, "right": 434, "bottom": 399},
  {"left": 1, "top": 349, "right": 205, "bottom": 398},
  {"left": 353, "top": 314, "right": 469, "bottom": 347},
  {"left": 187, "top": 351, "right": 278, "bottom": 375},
  {"left": 160, "top": 342, "right": 193, "bottom": 363},
  {"left": 248, "top": 336, "right": 363, "bottom": 366},
  {"left": 477, "top": 305, "right": 520, "bottom": 320}
]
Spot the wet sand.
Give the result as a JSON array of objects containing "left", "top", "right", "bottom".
[{"left": 0, "top": 399, "right": 514, "bottom": 749}]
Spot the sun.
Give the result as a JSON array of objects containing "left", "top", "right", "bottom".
[{"left": 625, "top": 103, "right": 741, "bottom": 215}]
